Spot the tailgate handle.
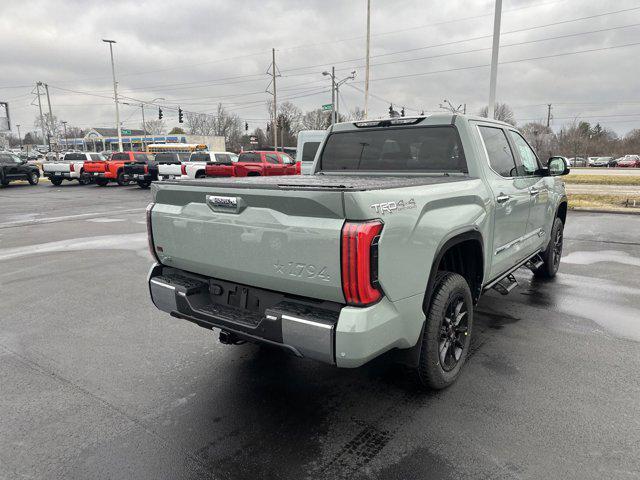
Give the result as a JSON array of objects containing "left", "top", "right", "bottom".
[{"left": 206, "top": 195, "right": 245, "bottom": 214}]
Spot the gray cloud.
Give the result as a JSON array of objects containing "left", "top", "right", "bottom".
[{"left": 3, "top": 0, "right": 640, "bottom": 136}]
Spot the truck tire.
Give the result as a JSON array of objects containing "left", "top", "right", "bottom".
[
  {"left": 195, "top": 171, "right": 205, "bottom": 179},
  {"left": 95, "top": 178, "right": 109, "bottom": 187},
  {"left": 414, "top": 272, "right": 473, "bottom": 390},
  {"left": 28, "top": 172, "right": 39, "bottom": 185},
  {"left": 78, "top": 171, "right": 91, "bottom": 185},
  {"left": 534, "top": 217, "right": 564, "bottom": 279},
  {"left": 137, "top": 180, "right": 151, "bottom": 189},
  {"left": 50, "top": 177, "right": 63, "bottom": 186},
  {"left": 116, "top": 170, "right": 128, "bottom": 186}
]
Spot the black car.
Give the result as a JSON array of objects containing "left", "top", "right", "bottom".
[
  {"left": 122, "top": 152, "right": 157, "bottom": 188},
  {"left": 0, "top": 152, "right": 40, "bottom": 187}
]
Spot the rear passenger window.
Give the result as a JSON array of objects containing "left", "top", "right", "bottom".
[
  {"left": 301, "top": 142, "right": 320, "bottom": 162},
  {"left": 478, "top": 126, "right": 517, "bottom": 177},
  {"left": 265, "top": 154, "right": 280, "bottom": 164},
  {"left": 238, "top": 153, "right": 261, "bottom": 163},
  {"left": 214, "top": 154, "right": 232, "bottom": 163},
  {"left": 133, "top": 153, "right": 149, "bottom": 162}
]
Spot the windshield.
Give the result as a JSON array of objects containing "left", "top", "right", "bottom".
[
  {"left": 189, "top": 153, "right": 210, "bottom": 162},
  {"left": 64, "top": 153, "right": 87, "bottom": 161},
  {"left": 319, "top": 126, "right": 467, "bottom": 172}
]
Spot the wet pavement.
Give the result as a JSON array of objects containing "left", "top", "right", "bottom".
[{"left": 1, "top": 183, "right": 639, "bottom": 480}]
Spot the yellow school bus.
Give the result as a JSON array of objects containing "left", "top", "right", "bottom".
[{"left": 147, "top": 143, "right": 207, "bottom": 154}]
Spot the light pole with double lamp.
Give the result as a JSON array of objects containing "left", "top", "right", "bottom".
[
  {"left": 102, "top": 39, "right": 123, "bottom": 152},
  {"left": 322, "top": 69, "right": 356, "bottom": 125}
]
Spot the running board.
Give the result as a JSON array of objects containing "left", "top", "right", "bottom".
[
  {"left": 492, "top": 274, "right": 518, "bottom": 295},
  {"left": 526, "top": 254, "right": 544, "bottom": 271},
  {"left": 483, "top": 250, "right": 542, "bottom": 294}
]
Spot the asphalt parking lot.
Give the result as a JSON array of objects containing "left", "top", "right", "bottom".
[{"left": 1, "top": 182, "right": 639, "bottom": 480}]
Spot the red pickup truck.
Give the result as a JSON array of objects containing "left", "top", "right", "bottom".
[
  {"left": 84, "top": 151, "right": 151, "bottom": 186},
  {"left": 233, "top": 151, "right": 299, "bottom": 177}
]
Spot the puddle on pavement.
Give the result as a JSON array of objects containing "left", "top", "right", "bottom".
[
  {"left": 0, "top": 233, "right": 148, "bottom": 262},
  {"left": 563, "top": 250, "right": 640, "bottom": 268}
]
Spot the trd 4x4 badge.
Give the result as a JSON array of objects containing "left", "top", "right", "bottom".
[{"left": 370, "top": 198, "right": 416, "bottom": 214}]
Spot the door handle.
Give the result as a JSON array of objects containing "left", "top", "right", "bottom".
[
  {"left": 530, "top": 187, "right": 540, "bottom": 196},
  {"left": 496, "top": 194, "right": 511, "bottom": 204}
]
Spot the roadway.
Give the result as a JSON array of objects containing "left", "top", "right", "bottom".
[{"left": 1, "top": 182, "right": 639, "bottom": 480}]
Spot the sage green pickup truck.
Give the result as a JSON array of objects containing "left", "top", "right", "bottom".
[{"left": 146, "top": 114, "right": 569, "bottom": 389}]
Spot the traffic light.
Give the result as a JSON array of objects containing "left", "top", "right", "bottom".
[
  {"left": 178, "top": 107, "right": 183, "bottom": 123},
  {"left": 389, "top": 104, "right": 394, "bottom": 117},
  {"left": 400, "top": 107, "right": 405, "bottom": 117},
  {"left": 245, "top": 122, "right": 249, "bottom": 132},
  {"left": 158, "top": 107, "right": 163, "bottom": 120},
  {"left": 266, "top": 123, "right": 270, "bottom": 133}
]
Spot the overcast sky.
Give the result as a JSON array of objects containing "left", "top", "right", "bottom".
[{"left": 2, "top": 0, "right": 640, "bottom": 137}]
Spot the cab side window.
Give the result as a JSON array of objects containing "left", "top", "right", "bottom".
[
  {"left": 509, "top": 131, "right": 541, "bottom": 176},
  {"left": 478, "top": 126, "right": 517, "bottom": 177},
  {"left": 265, "top": 153, "right": 280, "bottom": 164}
]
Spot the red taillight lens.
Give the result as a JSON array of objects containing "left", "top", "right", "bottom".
[
  {"left": 181, "top": 164, "right": 187, "bottom": 175},
  {"left": 144, "top": 165, "right": 149, "bottom": 174},
  {"left": 70, "top": 163, "right": 75, "bottom": 172},
  {"left": 146, "top": 203, "right": 161, "bottom": 263},
  {"left": 341, "top": 220, "right": 383, "bottom": 306}
]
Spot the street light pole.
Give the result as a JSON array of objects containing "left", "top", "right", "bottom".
[
  {"left": 103, "top": 39, "right": 123, "bottom": 152},
  {"left": 16, "top": 124, "right": 21, "bottom": 148},
  {"left": 488, "top": 0, "right": 502, "bottom": 119},
  {"left": 61, "top": 121, "right": 67, "bottom": 150},
  {"left": 323, "top": 69, "right": 356, "bottom": 125}
]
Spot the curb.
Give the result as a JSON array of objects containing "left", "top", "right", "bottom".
[{"left": 570, "top": 207, "right": 640, "bottom": 215}]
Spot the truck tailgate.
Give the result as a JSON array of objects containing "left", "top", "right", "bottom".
[
  {"left": 43, "top": 162, "right": 71, "bottom": 173},
  {"left": 83, "top": 161, "right": 105, "bottom": 174},
  {"left": 151, "top": 182, "right": 346, "bottom": 303},
  {"left": 158, "top": 163, "right": 182, "bottom": 177}
]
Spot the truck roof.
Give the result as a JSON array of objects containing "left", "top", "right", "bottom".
[{"left": 330, "top": 113, "right": 514, "bottom": 132}]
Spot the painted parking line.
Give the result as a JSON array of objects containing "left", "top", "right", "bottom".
[{"left": 0, "top": 208, "right": 145, "bottom": 229}]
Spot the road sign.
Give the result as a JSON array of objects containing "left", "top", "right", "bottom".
[
  {"left": 322, "top": 103, "right": 333, "bottom": 111},
  {"left": 121, "top": 129, "right": 131, "bottom": 135}
]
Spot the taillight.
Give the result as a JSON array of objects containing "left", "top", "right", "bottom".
[
  {"left": 144, "top": 165, "right": 149, "bottom": 174},
  {"left": 181, "top": 164, "right": 187, "bottom": 175},
  {"left": 70, "top": 163, "right": 75, "bottom": 172},
  {"left": 146, "top": 203, "right": 161, "bottom": 263},
  {"left": 341, "top": 220, "right": 383, "bottom": 306}
]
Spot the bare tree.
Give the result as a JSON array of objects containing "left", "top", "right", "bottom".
[
  {"left": 302, "top": 109, "right": 330, "bottom": 130},
  {"left": 479, "top": 103, "right": 516, "bottom": 126},
  {"left": 142, "top": 119, "right": 165, "bottom": 134},
  {"left": 349, "top": 107, "right": 366, "bottom": 121},
  {"left": 34, "top": 113, "right": 61, "bottom": 137},
  {"left": 520, "top": 122, "right": 556, "bottom": 159}
]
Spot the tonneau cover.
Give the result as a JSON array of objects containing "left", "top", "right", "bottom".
[{"left": 162, "top": 174, "right": 472, "bottom": 192}]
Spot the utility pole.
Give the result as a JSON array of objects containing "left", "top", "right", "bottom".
[
  {"left": 272, "top": 48, "right": 278, "bottom": 150},
  {"left": 488, "top": 0, "right": 502, "bottom": 119},
  {"left": 103, "top": 39, "right": 123, "bottom": 152},
  {"left": 61, "top": 121, "right": 67, "bottom": 150},
  {"left": 35, "top": 82, "right": 47, "bottom": 149},
  {"left": 16, "top": 124, "right": 21, "bottom": 148},
  {"left": 44, "top": 83, "right": 55, "bottom": 151},
  {"left": 141, "top": 104, "right": 146, "bottom": 137},
  {"left": 331, "top": 66, "right": 336, "bottom": 125},
  {"left": 364, "top": 0, "right": 371, "bottom": 119},
  {"left": 546, "top": 103, "right": 552, "bottom": 127}
]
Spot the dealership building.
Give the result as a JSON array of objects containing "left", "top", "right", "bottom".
[{"left": 58, "top": 128, "right": 225, "bottom": 152}]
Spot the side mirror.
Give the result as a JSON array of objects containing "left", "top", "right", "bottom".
[{"left": 547, "top": 157, "right": 569, "bottom": 176}]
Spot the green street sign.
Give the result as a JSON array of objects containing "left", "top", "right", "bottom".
[
  {"left": 322, "top": 103, "right": 333, "bottom": 111},
  {"left": 121, "top": 129, "right": 131, "bottom": 135}
]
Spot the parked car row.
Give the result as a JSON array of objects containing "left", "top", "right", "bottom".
[
  {"left": 565, "top": 155, "right": 640, "bottom": 168},
  {"left": 1, "top": 147, "right": 303, "bottom": 189}
]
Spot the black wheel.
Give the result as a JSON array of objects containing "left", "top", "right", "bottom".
[
  {"left": 50, "top": 177, "right": 63, "bottom": 186},
  {"left": 414, "top": 272, "right": 473, "bottom": 390},
  {"left": 116, "top": 170, "right": 128, "bottom": 186},
  {"left": 0, "top": 178, "right": 9, "bottom": 187},
  {"left": 28, "top": 172, "right": 39, "bottom": 185},
  {"left": 95, "top": 178, "right": 109, "bottom": 187},
  {"left": 78, "top": 173, "right": 91, "bottom": 185},
  {"left": 195, "top": 171, "right": 206, "bottom": 179},
  {"left": 137, "top": 180, "right": 151, "bottom": 189},
  {"left": 534, "top": 217, "right": 564, "bottom": 279}
]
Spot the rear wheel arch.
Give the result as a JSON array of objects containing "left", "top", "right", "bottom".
[
  {"left": 423, "top": 231, "right": 484, "bottom": 315},
  {"left": 195, "top": 170, "right": 205, "bottom": 178}
]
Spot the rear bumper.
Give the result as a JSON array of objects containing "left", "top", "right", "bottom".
[
  {"left": 147, "top": 264, "right": 424, "bottom": 368},
  {"left": 124, "top": 173, "right": 153, "bottom": 182},
  {"left": 43, "top": 171, "right": 78, "bottom": 179}
]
